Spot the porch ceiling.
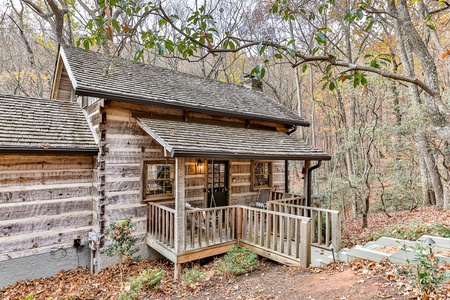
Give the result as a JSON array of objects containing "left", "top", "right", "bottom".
[{"left": 136, "top": 117, "right": 331, "bottom": 161}]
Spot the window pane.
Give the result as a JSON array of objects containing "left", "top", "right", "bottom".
[
  {"left": 253, "top": 162, "right": 271, "bottom": 187},
  {"left": 145, "top": 163, "right": 174, "bottom": 196}
]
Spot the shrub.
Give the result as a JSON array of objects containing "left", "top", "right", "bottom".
[
  {"left": 368, "top": 221, "right": 447, "bottom": 242},
  {"left": 397, "top": 243, "right": 448, "bottom": 297},
  {"left": 105, "top": 218, "right": 141, "bottom": 286},
  {"left": 214, "top": 246, "right": 258, "bottom": 276},
  {"left": 119, "top": 268, "right": 164, "bottom": 300},
  {"left": 182, "top": 266, "right": 207, "bottom": 288}
]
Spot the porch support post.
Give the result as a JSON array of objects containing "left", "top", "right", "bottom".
[
  {"left": 300, "top": 218, "right": 311, "bottom": 268},
  {"left": 303, "top": 160, "right": 311, "bottom": 207},
  {"left": 174, "top": 157, "right": 186, "bottom": 281}
]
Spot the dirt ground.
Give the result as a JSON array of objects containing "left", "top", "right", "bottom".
[
  {"left": 181, "top": 259, "right": 413, "bottom": 300},
  {"left": 3, "top": 206, "right": 450, "bottom": 299},
  {"left": 3, "top": 257, "right": 445, "bottom": 300}
]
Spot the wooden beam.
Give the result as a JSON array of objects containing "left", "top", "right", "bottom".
[
  {"left": 177, "top": 242, "right": 235, "bottom": 263},
  {"left": 174, "top": 157, "right": 186, "bottom": 280},
  {"left": 239, "top": 242, "right": 301, "bottom": 267}
]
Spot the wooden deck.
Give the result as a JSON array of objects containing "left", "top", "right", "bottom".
[{"left": 146, "top": 196, "right": 341, "bottom": 274}]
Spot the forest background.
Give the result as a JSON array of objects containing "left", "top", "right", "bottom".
[{"left": 1, "top": 0, "right": 450, "bottom": 229}]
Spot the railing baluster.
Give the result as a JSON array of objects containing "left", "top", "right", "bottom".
[
  {"left": 317, "top": 211, "right": 322, "bottom": 246},
  {"left": 325, "top": 212, "right": 330, "bottom": 247},
  {"left": 259, "top": 210, "right": 264, "bottom": 247}
]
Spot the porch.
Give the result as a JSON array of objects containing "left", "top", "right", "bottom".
[{"left": 146, "top": 192, "right": 341, "bottom": 278}]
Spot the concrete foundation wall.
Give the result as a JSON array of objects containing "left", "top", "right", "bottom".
[
  {"left": 0, "top": 246, "right": 90, "bottom": 287},
  {"left": 0, "top": 244, "right": 164, "bottom": 287}
]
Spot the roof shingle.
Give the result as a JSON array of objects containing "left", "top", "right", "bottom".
[
  {"left": 136, "top": 117, "right": 330, "bottom": 160},
  {"left": 0, "top": 94, "right": 97, "bottom": 153},
  {"left": 60, "top": 45, "right": 309, "bottom": 126}
]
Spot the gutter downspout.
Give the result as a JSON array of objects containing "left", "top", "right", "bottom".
[
  {"left": 306, "top": 161, "right": 322, "bottom": 207},
  {"left": 285, "top": 125, "right": 297, "bottom": 193}
]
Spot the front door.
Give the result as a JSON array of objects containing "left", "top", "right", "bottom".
[{"left": 207, "top": 161, "right": 228, "bottom": 207}]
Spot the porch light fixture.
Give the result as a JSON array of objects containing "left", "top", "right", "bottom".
[{"left": 196, "top": 159, "right": 205, "bottom": 174}]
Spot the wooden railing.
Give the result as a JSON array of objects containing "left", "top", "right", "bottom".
[
  {"left": 270, "top": 195, "right": 307, "bottom": 206},
  {"left": 185, "top": 206, "right": 237, "bottom": 250},
  {"left": 267, "top": 201, "right": 341, "bottom": 250},
  {"left": 239, "top": 206, "right": 311, "bottom": 267},
  {"left": 148, "top": 202, "right": 176, "bottom": 251}
]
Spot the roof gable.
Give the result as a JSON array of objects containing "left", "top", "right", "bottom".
[
  {"left": 0, "top": 94, "right": 97, "bottom": 153},
  {"left": 59, "top": 45, "right": 309, "bottom": 127}
]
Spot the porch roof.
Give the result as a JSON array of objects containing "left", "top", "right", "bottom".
[{"left": 136, "top": 118, "right": 331, "bottom": 160}]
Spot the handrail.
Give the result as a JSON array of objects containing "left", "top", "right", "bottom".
[
  {"left": 238, "top": 205, "right": 311, "bottom": 267},
  {"left": 266, "top": 201, "right": 341, "bottom": 251},
  {"left": 148, "top": 202, "right": 176, "bottom": 250},
  {"left": 185, "top": 206, "right": 237, "bottom": 250}
]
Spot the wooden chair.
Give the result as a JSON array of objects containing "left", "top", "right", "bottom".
[{"left": 255, "top": 189, "right": 271, "bottom": 209}]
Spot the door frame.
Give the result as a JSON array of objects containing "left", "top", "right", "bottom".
[{"left": 205, "top": 160, "right": 229, "bottom": 207}]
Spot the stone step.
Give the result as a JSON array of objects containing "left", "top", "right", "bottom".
[{"left": 346, "top": 245, "right": 390, "bottom": 262}]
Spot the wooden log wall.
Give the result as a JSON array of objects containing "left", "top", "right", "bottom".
[
  {"left": 229, "top": 160, "right": 285, "bottom": 206},
  {"left": 0, "top": 154, "right": 94, "bottom": 261}
]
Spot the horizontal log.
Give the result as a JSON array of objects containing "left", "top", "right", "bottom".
[
  {"left": 0, "top": 186, "right": 93, "bottom": 204},
  {"left": 0, "top": 155, "right": 93, "bottom": 171},
  {"left": 105, "top": 138, "right": 155, "bottom": 148},
  {"left": 0, "top": 170, "right": 93, "bottom": 187},
  {"left": 105, "top": 204, "right": 147, "bottom": 219},
  {"left": 104, "top": 180, "right": 140, "bottom": 193},
  {"left": 0, "top": 226, "right": 92, "bottom": 255},
  {"left": 0, "top": 197, "right": 92, "bottom": 220},
  {"left": 103, "top": 165, "right": 141, "bottom": 177},
  {"left": 105, "top": 190, "right": 141, "bottom": 205},
  {"left": 0, "top": 211, "right": 93, "bottom": 237}
]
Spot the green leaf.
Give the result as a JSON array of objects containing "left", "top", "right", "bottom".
[
  {"left": 312, "top": 47, "right": 319, "bottom": 55},
  {"left": 287, "top": 48, "right": 296, "bottom": 57},
  {"left": 257, "top": 42, "right": 266, "bottom": 55},
  {"left": 325, "top": 64, "right": 332, "bottom": 73},
  {"left": 274, "top": 53, "right": 282, "bottom": 59},
  {"left": 353, "top": 76, "right": 360, "bottom": 88},
  {"left": 112, "top": 20, "right": 120, "bottom": 33},
  {"left": 272, "top": 4, "right": 278, "bottom": 13},
  {"left": 356, "top": 10, "right": 364, "bottom": 20},
  {"left": 83, "top": 39, "right": 90, "bottom": 51},
  {"left": 318, "top": 5, "right": 323, "bottom": 14},
  {"left": 157, "top": 42, "right": 165, "bottom": 55},
  {"left": 426, "top": 24, "right": 436, "bottom": 30},
  {"left": 258, "top": 68, "right": 266, "bottom": 80},
  {"left": 302, "top": 64, "right": 308, "bottom": 73},
  {"left": 177, "top": 43, "right": 185, "bottom": 53},
  {"left": 366, "top": 20, "right": 375, "bottom": 31},
  {"left": 158, "top": 19, "right": 167, "bottom": 27},
  {"left": 315, "top": 32, "right": 326, "bottom": 44},
  {"left": 361, "top": 76, "right": 367, "bottom": 86},
  {"left": 329, "top": 81, "right": 335, "bottom": 91}
]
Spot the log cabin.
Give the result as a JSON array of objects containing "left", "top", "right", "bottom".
[{"left": 1, "top": 44, "right": 337, "bottom": 285}]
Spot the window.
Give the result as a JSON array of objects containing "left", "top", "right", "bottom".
[
  {"left": 144, "top": 161, "right": 175, "bottom": 199},
  {"left": 252, "top": 161, "right": 272, "bottom": 189},
  {"left": 80, "top": 96, "right": 99, "bottom": 108}
]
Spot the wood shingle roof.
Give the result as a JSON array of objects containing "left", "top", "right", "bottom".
[
  {"left": 136, "top": 117, "right": 331, "bottom": 160},
  {"left": 0, "top": 94, "right": 97, "bottom": 153},
  {"left": 59, "top": 45, "right": 310, "bottom": 127}
]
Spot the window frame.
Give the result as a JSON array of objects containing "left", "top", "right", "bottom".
[
  {"left": 251, "top": 160, "right": 272, "bottom": 191},
  {"left": 142, "top": 160, "right": 176, "bottom": 201}
]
